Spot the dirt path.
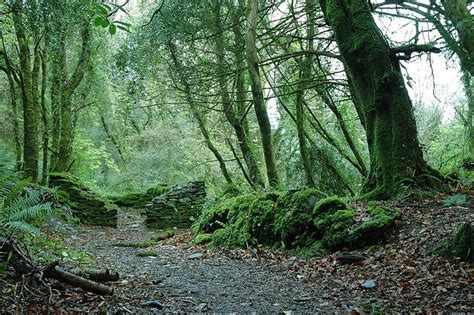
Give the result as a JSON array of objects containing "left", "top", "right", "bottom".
[
  {"left": 59, "top": 210, "right": 335, "bottom": 313},
  {"left": 3, "top": 196, "right": 472, "bottom": 313}
]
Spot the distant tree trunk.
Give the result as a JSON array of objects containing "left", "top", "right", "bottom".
[
  {"left": 12, "top": 0, "right": 39, "bottom": 182},
  {"left": 168, "top": 42, "right": 234, "bottom": 186},
  {"left": 40, "top": 30, "right": 50, "bottom": 185},
  {"left": 54, "top": 24, "right": 91, "bottom": 172},
  {"left": 295, "top": 0, "right": 316, "bottom": 187},
  {"left": 50, "top": 15, "right": 66, "bottom": 171},
  {"left": 321, "top": 0, "right": 439, "bottom": 198},
  {"left": 245, "top": 0, "right": 279, "bottom": 188},
  {"left": 214, "top": 0, "right": 264, "bottom": 188},
  {"left": 100, "top": 115, "right": 125, "bottom": 163},
  {"left": 462, "top": 71, "right": 474, "bottom": 159}
]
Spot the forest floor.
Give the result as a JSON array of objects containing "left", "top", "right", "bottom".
[{"left": 1, "top": 193, "right": 473, "bottom": 313}]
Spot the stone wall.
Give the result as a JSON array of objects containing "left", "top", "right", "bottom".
[
  {"left": 49, "top": 173, "right": 118, "bottom": 227},
  {"left": 145, "top": 181, "right": 206, "bottom": 229}
]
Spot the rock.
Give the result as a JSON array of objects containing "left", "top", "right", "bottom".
[
  {"left": 361, "top": 279, "right": 376, "bottom": 289},
  {"left": 187, "top": 253, "right": 204, "bottom": 259},
  {"left": 336, "top": 252, "right": 367, "bottom": 264}
]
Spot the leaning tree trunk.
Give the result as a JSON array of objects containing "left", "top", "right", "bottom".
[
  {"left": 320, "top": 0, "right": 438, "bottom": 198},
  {"left": 245, "top": 0, "right": 279, "bottom": 188},
  {"left": 214, "top": 0, "right": 264, "bottom": 189},
  {"left": 168, "top": 41, "right": 234, "bottom": 186}
]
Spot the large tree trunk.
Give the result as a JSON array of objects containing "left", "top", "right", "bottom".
[
  {"left": 321, "top": 0, "right": 437, "bottom": 198},
  {"left": 40, "top": 27, "right": 50, "bottom": 185},
  {"left": 12, "top": 0, "right": 39, "bottom": 182},
  {"left": 245, "top": 0, "right": 279, "bottom": 188}
]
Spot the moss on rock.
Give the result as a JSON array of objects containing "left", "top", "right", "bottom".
[
  {"left": 109, "top": 184, "right": 169, "bottom": 208},
  {"left": 49, "top": 172, "right": 118, "bottom": 227},
  {"left": 195, "top": 233, "right": 213, "bottom": 245},
  {"left": 274, "top": 189, "right": 326, "bottom": 248},
  {"left": 195, "top": 191, "right": 400, "bottom": 255}
]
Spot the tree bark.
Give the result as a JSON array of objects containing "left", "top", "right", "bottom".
[
  {"left": 40, "top": 31, "right": 50, "bottom": 185},
  {"left": 2, "top": 67, "right": 22, "bottom": 171},
  {"left": 321, "top": 0, "right": 438, "bottom": 198},
  {"left": 54, "top": 24, "right": 91, "bottom": 172},
  {"left": 245, "top": 0, "right": 279, "bottom": 188},
  {"left": 12, "top": 0, "right": 39, "bottom": 182}
]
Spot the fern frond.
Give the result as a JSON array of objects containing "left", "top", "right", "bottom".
[
  {"left": 2, "top": 221, "right": 40, "bottom": 235},
  {"left": 8, "top": 203, "right": 52, "bottom": 223},
  {"left": 4, "top": 190, "right": 42, "bottom": 219}
]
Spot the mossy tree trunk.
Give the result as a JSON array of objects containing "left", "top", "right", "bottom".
[
  {"left": 40, "top": 21, "right": 50, "bottom": 185},
  {"left": 295, "top": 0, "right": 317, "bottom": 187},
  {"left": 214, "top": 0, "right": 264, "bottom": 189},
  {"left": 245, "top": 0, "right": 280, "bottom": 188},
  {"left": 12, "top": 0, "right": 39, "bottom": 182},
  {"left": 320, "top": 0, "right": 436, "bottom": 198},
  {"left": 1, "top": 65, "right": 22, "bottom": 171},
  {"left": 53, "top": 24, "right": 91, "bottom": 172}
]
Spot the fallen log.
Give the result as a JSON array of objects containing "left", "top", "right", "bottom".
[
  {"left": 1, "top": 238, "right": 114, "bottom": 295},
  {"left": 45, "top": 266, "right": 114, "bottom": 295},
  {"left": 70, "top": 268, "right": 120, "bottom": 282}
]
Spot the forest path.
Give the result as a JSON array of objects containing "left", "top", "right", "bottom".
[
  {"left": 55, "top": 197, "right": 474, "bottom": 313},
  {"left": 61, "top": 209, "right": 332, "bottom": 313}
]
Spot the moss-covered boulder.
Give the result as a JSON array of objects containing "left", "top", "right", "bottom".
[
  {"left": 274, "top": 189, "right": 326, "bottom": 248},
  {"left": 195, "top": 190, "right": 401, "bottom": 255},
  {"left": 202, "top": 192, "right": 281, "bottom": 248},
  {"left": 49, "top": 173, "right": 118, "bottom": 227},
  {"left": 109, "top": 184, "right": 169, "bottom": 208}
]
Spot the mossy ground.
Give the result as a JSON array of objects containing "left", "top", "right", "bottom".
[{"left": 194, "top": 190, "right": 401, "bottom": 256}]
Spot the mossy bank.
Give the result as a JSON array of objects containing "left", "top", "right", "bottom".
[{"left": 194, "top": 189, "right": 400, "bottom": 257}]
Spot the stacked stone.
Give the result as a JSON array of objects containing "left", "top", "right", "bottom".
[
  {"left": 49, "top": 173, "right": 118, "bottom": 227},
  {"left": 145, "top": 181, "right": 206, "bottom": 229}
]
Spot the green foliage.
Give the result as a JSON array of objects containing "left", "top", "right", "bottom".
[
  {"left": 0, "top": 180, "right": 52, "bottom": 236},
  {"left": 108, "top": 184, "right": 168, "bottom": 208}
]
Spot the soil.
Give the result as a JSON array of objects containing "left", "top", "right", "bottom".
[{"left": 1, "top": 194, "right": 473, "bottom": 313}]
